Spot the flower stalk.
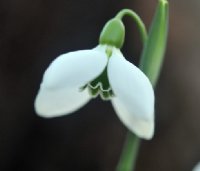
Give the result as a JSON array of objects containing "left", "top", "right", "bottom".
[
  {"left": 115, "top": 9, "right": 148, "bottom": 45},
  {"left": 116, "top": 132, "right": 140, "bottom": 171}
]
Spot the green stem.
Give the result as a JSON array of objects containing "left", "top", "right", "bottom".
[
  {"left": 116, "top": 9, "right": 148, "bottom": 45},
  {"left": 116, "top": 132, "right": 140, "bottom": 171}
]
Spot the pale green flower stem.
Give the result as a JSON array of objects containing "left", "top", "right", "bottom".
[
  {"left": 115, "top": 9, "right": 147, "bottom": 45},
  {"left": 116, "top": 132, "right": 140, "bottom": 171},
  {"left": 116, "top": 0, "right": 169, "bottom": 171}
]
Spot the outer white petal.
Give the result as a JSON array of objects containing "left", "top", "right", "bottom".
[
  {"left": 193, "top": 162, "right": 200, "bottom": 171},
  {"left": 35, "top": 46, "right": 108, "bottom": 117},
  {"left": 35, "top": 87, "right": 91, "bottom": 118},
  {"left": 108, "top": 49, "right": 154, "bottom": 139},
  {"left": 42, "top": 46, "right": 108, "bottom": 88}
]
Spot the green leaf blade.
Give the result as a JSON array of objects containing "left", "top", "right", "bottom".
[{"left": 139, "top": 0, "right": 169, "bottom": 87}]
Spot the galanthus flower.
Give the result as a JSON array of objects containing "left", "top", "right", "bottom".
[{"left": 34, "top": 17, "right": 155, "bottom": 140}]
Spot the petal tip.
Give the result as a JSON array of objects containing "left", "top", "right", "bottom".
[
  {"left": 130, "top": 117, "right": 154, "bottom": 140},
  {"left": 34, "top": 94, "right": 58, "bottom": 118},
  {"left": 111, "top": 97, "right": 154, "bottom": 140}
]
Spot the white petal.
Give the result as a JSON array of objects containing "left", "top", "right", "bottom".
[
  {"left": 42, "top": 46, "right": 108, "bottom": 88},
  {"left": 35, "top": 46, "right": 108, "bottom": 117},
  {"left": 35, "top": 87, "right": 90, "bottom": 118},
  {"left": 193, "top": 162, "right": 200, "bottom": 171},
  {"left": 108, "top": 49, "right": 154, "bottom": 139},
  {"left": 111, "top": 98, "right": 154, "bottom": 139}
]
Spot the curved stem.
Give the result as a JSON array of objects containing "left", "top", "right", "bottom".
[{"left": 116, "top": 9, "right": 148, "bottom": 45}]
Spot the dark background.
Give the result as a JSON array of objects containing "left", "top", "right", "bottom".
[{"left": 0, "top": 0, "right": 200, "bottom": 170}]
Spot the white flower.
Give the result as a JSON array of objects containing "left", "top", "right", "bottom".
[{"left": 34, "top": 45, "right": 155, "bottom": 140}]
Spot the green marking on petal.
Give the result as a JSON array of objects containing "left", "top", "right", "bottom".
[
  {"left": 90, "top": 67, "right": 110, "bottom": 90},
  {"left": 88, "top": 85, "right": 99, "bottom": 97},
  {"left": 100, "top": 89, "right": 114, "bottom": 100},
  {"left": 88, "top": 67, "right": 114, "bottom": 100},
  {"left": 80, "top": 46, "right": 115, "bottom": 100},
  {"left": 79, "top": 84, "right": 87, "bottom": 91}
]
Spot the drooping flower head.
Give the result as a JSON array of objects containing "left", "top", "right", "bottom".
[{"left": 34, "top": 12, "right": 155, "bottom": 140}]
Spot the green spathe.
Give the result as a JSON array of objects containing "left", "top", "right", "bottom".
[
  {"left": 99, "top": 18, "right": 125, "bottom": 49},
  {"left": 139, "top": 0, "right": 169, "bottom": 86}
]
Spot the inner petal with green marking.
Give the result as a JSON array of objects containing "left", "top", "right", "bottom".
[
  {"left": 81, "top": 46, "right": 115, "bottom": 100},
  {"left": 88, "top": 66, "right": 114, "bottom": 100}
]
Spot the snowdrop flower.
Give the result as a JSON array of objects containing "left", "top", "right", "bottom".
[{"left": 34, "top": 18, "right": 155, "bottom": 140}]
